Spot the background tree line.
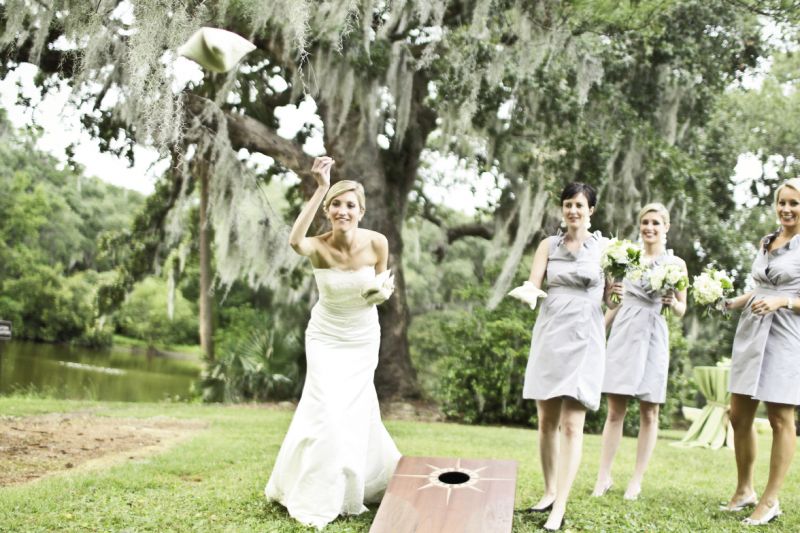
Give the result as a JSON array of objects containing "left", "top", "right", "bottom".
[{"left": 0, "top": 1, "right": 798, "bottom": 426}]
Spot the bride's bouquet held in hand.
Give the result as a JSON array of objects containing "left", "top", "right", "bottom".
[
  {"left": 692, "top": 267, "right": 734, "bottom": 317},
  {"left": 508, "top": 281, "right": 548, "bottom": 310},
  {"left": 361, "top": 270, "right": 395, "bottom": 305},
  {"left": 601, "top": 238, "right": 643, "bottom": 303},
  {"left": 647, "top": 263, "right": 689, "bottom": 316}
]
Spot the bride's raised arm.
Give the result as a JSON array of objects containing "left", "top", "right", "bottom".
[{"left": 288, "top": 156, "right": 334, "bottom": 256}]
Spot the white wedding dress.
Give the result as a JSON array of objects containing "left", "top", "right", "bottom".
[{"left": 265, "top": 266, "right": 401, "bottom": 530}]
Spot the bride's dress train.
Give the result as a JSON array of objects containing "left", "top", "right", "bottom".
[{"left": 265, "top": 267, "right": 400, "bottom": 529}]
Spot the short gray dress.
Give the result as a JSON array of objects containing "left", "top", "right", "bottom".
[
  {"left": 602, "top": 253, "right": 679, "bottom": 404},
  {"left": 729, "top": 232, "right": 800, "bottom": 405},
  {"left": 523, "top": 231, "right": 607, "bottom": 411}
]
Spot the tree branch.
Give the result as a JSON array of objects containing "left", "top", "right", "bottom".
[
  {"left": 429, "top": 221, "right": 494, "bottom": 263},
  {"left": 183, "top": 92, "right": 315, "bottom": 183},
  {"left": 446, "top": 223, "right": 494, "bottom": 243}
]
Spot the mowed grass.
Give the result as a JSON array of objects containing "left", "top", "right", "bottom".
[{"left": 0, "top": 397, "right": 798, "bottom": 532}]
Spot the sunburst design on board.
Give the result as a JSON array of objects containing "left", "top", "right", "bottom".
[{"left": 394, "top": 458, "right": 515, "bottom": 505}]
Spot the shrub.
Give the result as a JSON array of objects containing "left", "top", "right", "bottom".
[
  {"left": 114, "top": 276, "right": 198, "bottom": 346},
  {"left": 435, "top": 298, "right": 538, "bottom": 426},
  {"left": 418, "top": 294, "right": 694, "bottom": 435},
  {"left": 0, "top": 264, "right": 107, "bottom": 344},
  {"left": 200, "top": 314, "right": 301, "bottom": 403}
]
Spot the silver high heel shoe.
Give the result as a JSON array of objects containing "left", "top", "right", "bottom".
[
  {"left": 719, "top": 492, "right": 757, "bottom": 512},
  {"left": 591, "top": 479, "right": 613, "bottom": 497},
  {"left": 742, "top": 501, "right": 781, "bottom": 526}
]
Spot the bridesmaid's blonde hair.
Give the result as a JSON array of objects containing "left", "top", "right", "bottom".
[
  {"left": 323, "top": 180, "right": 366, "bottom": 213},
  {"left": 638, "top": 202, "right": 670, "bottom": 225},
  {"left": 774, "top": 178, "right": 800, "bottom": 203}
]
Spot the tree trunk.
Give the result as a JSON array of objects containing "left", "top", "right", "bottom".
[
  {"left": 196, "top": 157, "right": 214, "bottom": 362},
  {"left": 332, "top": 137, "right": 420, "bottom": 400},
  {"left": 187, "top": 92, "right": 429, "bottom": 399},
  {"left": 323, "top": 75, "right": 434, "bottom": 400}
]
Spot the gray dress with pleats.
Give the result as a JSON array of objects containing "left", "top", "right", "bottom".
[
  {"left": 523, "top": 231, "right": 607, "bottom": 411},
  {"left": 602, "top": 252, "right": 679, "bottom": 404},
  {"left": 729, "top": 232, "right": 800, "bottom": 405}
]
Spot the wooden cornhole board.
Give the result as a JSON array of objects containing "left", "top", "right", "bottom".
[{"left": 369, "top": 456, "right": 517, "bottom": 533}]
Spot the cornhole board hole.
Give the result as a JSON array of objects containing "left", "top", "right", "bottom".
[{"left": 369, "top": 456, "right": 517, "bottom": 533}]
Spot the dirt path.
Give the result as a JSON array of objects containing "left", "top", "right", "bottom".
[{"left": 0, "top": 412, "right": 207, "bottom": 486}]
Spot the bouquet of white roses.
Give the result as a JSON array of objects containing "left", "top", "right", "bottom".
[
  {"left": 601, "top": 238, "right": 643, "bottom": 303},
  {"left": 691, "top": 267, "right": 734, "bottom": 317},
  {"left": 647, "top": 263, "right": 689, "bottom": 316}
]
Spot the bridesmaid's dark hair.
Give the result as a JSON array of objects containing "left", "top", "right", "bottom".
[{"left": 560, "top": 182, "right": 597, "bottom": 208}]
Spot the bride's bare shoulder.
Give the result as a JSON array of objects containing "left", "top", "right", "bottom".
[{"left": 361, "top": 229, "right": 388, "bottom": 248}]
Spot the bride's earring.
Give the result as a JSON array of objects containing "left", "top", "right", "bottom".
[
  {"left": 560, "top": 217, "right": 567, "bottom": 229},
  {"left": 585, "top": 217, "right": 591, "bottom": 230}
]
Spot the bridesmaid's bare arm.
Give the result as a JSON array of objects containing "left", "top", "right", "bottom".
[
  {"left": 527, "top": 238, "right": 551, "bottom": 289},
  {"left": 725, "top": 291, "right": 753, "bottom": 311}
]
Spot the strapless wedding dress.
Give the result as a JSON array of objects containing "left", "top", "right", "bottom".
[{"left": 265, "top": 266, "right": 400, "bottom": 529}]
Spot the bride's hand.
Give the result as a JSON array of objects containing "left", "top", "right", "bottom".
[
  {"left": 311, "top": 157, "right": 334, "bottom": 188},
  {"left": 362, "top": 270, "right": 395, "bottom": 305}
]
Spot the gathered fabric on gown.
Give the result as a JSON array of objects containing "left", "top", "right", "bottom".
[
  {"left": 602, "top": 252, "right": 677, "bottom": 404},
  {"left": 730, "top": 233, "right": 800, "bottom": 405},
  {"left": 523, "top": 231, "right": 607, "bottom": 411},
  {"left": 265, "top": 266, "right": 401, "bottom": 530}
]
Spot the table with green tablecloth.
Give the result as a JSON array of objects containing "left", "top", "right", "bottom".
[{"left": 673, "top": 365, "right": 733, "bottom": 449}]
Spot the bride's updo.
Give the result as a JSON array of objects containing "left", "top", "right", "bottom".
[{"left": 323, "top": 180, "right": 366, "bottom": 214}]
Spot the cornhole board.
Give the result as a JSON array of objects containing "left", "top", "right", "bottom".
[{"left": 369, "top": 456, "right": 517, "bottom": 533}]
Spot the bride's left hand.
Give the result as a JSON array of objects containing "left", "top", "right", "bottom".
[{"left": 362, "top": 270, "right": 395, "bottom": 305}]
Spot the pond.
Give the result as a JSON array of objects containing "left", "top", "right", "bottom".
[{"left": 0, "top": 340, "right": 201, "bottom": 402}]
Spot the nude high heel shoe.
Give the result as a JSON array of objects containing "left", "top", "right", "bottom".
[
  {"left": 719, "top": 492, "right": 757, "bottom": 512},
  {"left": 742, "top": 501, "right": 781, "bottom": 526}
]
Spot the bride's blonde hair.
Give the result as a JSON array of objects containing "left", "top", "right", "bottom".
[{"left": 323, "top": 180, "right": 366, "bottom": 214}]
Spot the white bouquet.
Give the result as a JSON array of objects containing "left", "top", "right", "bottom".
[
  {"left": 647, "top": 263, "right": 688, "bottom": 316},
  {"left": 601, "top": 238, "right": 643, "bottom": 303},
  {"left": 508, "top": 281, "right": 548, "bottom": 310},
  {"left": 691, "top": 267, "right": 734, "bottom": 317},
  {"left": 361, "top": 270, "right": 395, "bottom": 305}
]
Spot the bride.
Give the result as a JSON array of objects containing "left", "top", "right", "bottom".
[{"left": 265, "top": 156, "right": 401, "bottom": 529}]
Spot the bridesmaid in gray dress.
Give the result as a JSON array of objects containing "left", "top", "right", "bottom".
[
  {"left": 519, "top": 182, "right": 614, "bottom": 531},
  {"left": 721, "top": 177, "right": 800, "bottom": 526},
  {"left": 592, "top": 203, "right": 687, "bottom": 501}
]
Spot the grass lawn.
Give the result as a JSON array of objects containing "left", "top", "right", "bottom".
[{"left": 0, "top": 397, "right": 798, "bottom": 532}]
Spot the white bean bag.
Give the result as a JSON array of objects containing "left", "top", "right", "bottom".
[{"left": 178, "top": 27, "right": 256, "bottom": 73}]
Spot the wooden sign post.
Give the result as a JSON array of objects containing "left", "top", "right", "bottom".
[{"left": 370, "top": 456, "right": 517, "bottom": 533}]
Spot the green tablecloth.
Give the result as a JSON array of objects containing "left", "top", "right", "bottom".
[{"left": 673, "top": 365, "right": 732, "bottom": 449}]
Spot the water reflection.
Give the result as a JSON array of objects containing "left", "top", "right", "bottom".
[{"left": 0, "top": 340, "right": 200, "bottom": 402}]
